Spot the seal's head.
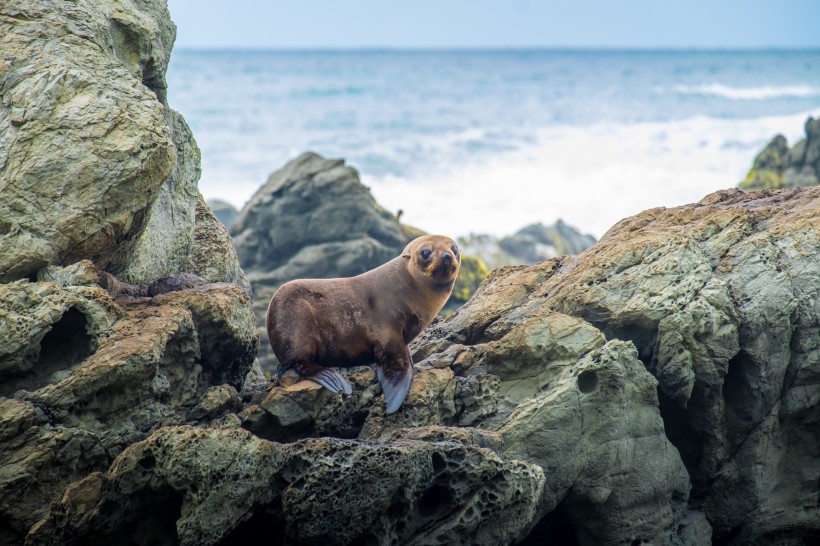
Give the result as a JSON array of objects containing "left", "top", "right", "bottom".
[{"left": 402, "top": 235, "right": 461, "bottom": 291}]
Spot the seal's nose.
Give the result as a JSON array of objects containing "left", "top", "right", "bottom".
[{"left": 442, "top": 252, "right": 453, "bottom": 262}]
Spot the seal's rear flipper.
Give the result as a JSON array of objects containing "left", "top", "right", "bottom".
[
  {"left": 377, "top": 365, "right": 413, "bottom": 414},
  {"left": 308, "top": 368, "right": 353, "bottom": 395}
]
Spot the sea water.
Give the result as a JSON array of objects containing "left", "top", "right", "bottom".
[{"left": 166, "top": 49, "right": 820, "bottom": 238}]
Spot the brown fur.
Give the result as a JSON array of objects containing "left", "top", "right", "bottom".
[{"left": 266, "top": 235, "right": 461, "bottom": 413}]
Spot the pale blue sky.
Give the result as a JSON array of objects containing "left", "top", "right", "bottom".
[{"left": 168, "top": 0, "right": 820, "bottom": 50}]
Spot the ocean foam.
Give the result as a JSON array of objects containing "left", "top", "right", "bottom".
[
  {"left": 671, "top": 84, "right": 820, "bottom": 100},
  {"left": 361, "top": 109, "right": 820, "bottom": 239}
]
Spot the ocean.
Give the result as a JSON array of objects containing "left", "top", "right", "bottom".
[{"left": 166, "top": 49, "right": 820, "bottom": 238}]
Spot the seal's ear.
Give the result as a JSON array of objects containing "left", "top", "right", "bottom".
[{"left": 401, "top": 253, "right": 411, "bottom": 260}]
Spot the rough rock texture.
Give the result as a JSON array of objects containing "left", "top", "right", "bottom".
[
  {"left": 0, "top": 0, "right": 233, "bottom": 286},
  {"left": 235, "top": 187, "right": 820, "bottom": 545},
  {"left": 185, "top": 196, "right": 250, "bottom": 296},
  {"left": 232, "top": 152, "right": 410, "bottom": 371},
  {"left": 739, "top": 116, "right": 820, "bottom": 190},
  {"left": 28, "top": 426, "right": 544, "bottom": 546},
  {"left": 0, "top": 263, "right": 257, "bottom": 544},
  {"left": 206, "top": 199, "right": 240, "bottom": 230},
  {"left": 6, "top": 187, "right": 819, "bottom": 545},
  {"left": 459, "top": 220, "right": 597, "bottom": 269}
]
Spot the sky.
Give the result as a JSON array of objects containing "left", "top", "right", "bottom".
[{"left": 168, "top": 0, "right": 820, "bottom": 50}]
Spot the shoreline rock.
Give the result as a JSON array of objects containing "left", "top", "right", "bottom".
[{"left": 739, "top": 116, "right": 820, "bottom": 190}]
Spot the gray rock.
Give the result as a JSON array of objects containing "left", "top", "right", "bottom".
[
  {"left": 206, "top": 199, "right": 240, "bottom": 230},
  {"left": 232, "top": 151, "right": 407, "bottom": 280},
  {"left": 459, "top": 219, "right": 596, "bottom": 269}
]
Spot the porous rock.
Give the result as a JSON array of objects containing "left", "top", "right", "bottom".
[
  {"left": 0, "top": 267, "right": 256, "bottom": 544},
  {"left": 27, "top": 425, "right": 545, "bottom": 546}
]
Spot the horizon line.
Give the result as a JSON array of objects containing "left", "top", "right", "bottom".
[{"left": 173, "top": 45, "right": 820, "bottom": 53}]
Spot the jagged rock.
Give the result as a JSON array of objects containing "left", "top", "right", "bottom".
[
  {"left": 0, "top": 0, "right": 238, "bottom": 288},
  {"left": 236, "top": 187, "right": 820, "bottom": 544},
  {"left": 206, "top": 199, "right": 240, "bottom": 230},
  {"left": 739, "top": 116, "right": 820, "bottom": 190},
  {"left": 232, "top": 152, "right": 409, "bottom": 371},
  {"left": 0, "top": 267, "right": 256, "bottom": 543},
  {"left": 184, "top": 196, "right": 251, "bottom": 296},
  {"left": 0, "top": 0, "right": 175, "bottom": 282},
  {"left": 459, "top": 220, "right": 596, "bottom": 269},
  {"left": 28, "top": 425, "right": 545, "bottom": 546},
  {"left": 422, "top": 186, "right": 820, "bottom": 544}
]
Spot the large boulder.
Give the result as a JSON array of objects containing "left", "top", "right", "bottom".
[
  {"left": 0, "top": 0, "right": 241, "bottom": 287},
  {"left": 232, "top": 151, "right": 408, "bottom": 283},
  {"left": 739, "top": 116, "right": 820, "bottom": 190}
]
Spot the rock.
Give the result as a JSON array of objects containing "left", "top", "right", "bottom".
[
  {"left": 446, "top": 254, "right": 491, "bottom": 311},
  {"left": 739, "top": 116, "right": 820, "bottom": 190},
  {"left": 184, "top": 196, "right": 251, "bottom": 296},
  {"left": 6, "top": 187, "right": 819, "bottom": 545},
  {"left": 417, "top": 186, "right": 820, "bottom": 544},
  {"left": 206, "top": 199, "right": 240, "bottom": 230},
  {"left": 0, "top": 0, "right": 239, "bottom": 288},
  {"left": 459, "top": 219, "right": 597, "bottom": 269},
  {"left": 232, "top": 152, "right": 409, "bottom": 372},
  {"left": 28, "top": 426, "right": 545, "bottom": 546},
  {"left": 0, "top": 0, "right": 175, "bottom": 282},
  {"left": 0, "top": 269, "right": 256, "bottom": 543}
]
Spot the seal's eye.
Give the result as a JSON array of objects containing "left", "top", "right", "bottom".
[
  {"left": 451, "top": 245, "right": 459, "bottom": 256},
  {"left": 420, "top": 249, "right": 432, "bottom": 260}
]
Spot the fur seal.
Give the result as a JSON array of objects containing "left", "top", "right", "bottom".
[{"left": 266, "top": 234, "right": 461, "bottom": 413}]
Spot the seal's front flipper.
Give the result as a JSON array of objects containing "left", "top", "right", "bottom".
[
  {"left": 376, "top": 364, "right": 413, "bottom": 414},
  {"left": 307, "top": 368, "right": 353, "bottom": 395}
]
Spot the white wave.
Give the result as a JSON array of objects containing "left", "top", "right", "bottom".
[
  {"left": 671, "top": 84, "right": 820, "bottom": 100},
  {"left": 362, "top": 109, "right": 820, "bottom": 240}
]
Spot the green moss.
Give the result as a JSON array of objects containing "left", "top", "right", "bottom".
[
  {"left": 401, "top": 223, "right": 427, "bottom": 242},
  {"left": 739, "top": 169, "right": 787, "bottom": 190},
  {"left": 738, "top": 135, "right": 789, "bottom": 190},
  {"left": 450, "top": 254, "right": 490, "bottom": 304}
]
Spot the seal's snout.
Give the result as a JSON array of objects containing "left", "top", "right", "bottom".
[{"left": 442, "top": 252, "right": 454, "bottom": 262}]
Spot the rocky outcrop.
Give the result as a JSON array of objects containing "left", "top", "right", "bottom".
[
  {"left": 0, "top": 262, "right": 257, "bottom": 544},
  {"left": 0, "top": 0, "right": 235, "bottom": 286},
  {"left": 739, "top": 116, "right": 820, "bottom": 190},
  {"left": 28, "top": 426, "right": 544, "bottom": 546},
  {"left": 1, "top": 1, "right": 256, "bottom": 543},
  {"left": 232, "top": 152, "right": 408, "bottom": 284},
  {"left": 459, "top": 220, "right": 596, "bottom": 269},
  {"left": 206, "top": 199, "right": 241, "bottom": 230},
  {"left": 6, "top": 187, "right": 819, "bottom": 545}
]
